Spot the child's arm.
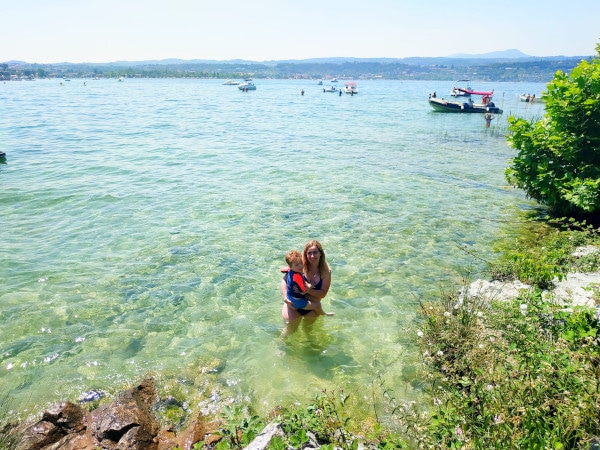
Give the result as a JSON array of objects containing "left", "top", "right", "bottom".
[{"left": 292, "top": 272, "right": 307, "bottom": 294}]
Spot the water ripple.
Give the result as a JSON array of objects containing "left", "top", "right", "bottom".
[{"left": 0, "top": 78, "right": 544, "bottom": 416}]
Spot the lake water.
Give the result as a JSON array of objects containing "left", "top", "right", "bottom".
[{"left": 1, "top": 78, "right": 546, "bottom": 418}]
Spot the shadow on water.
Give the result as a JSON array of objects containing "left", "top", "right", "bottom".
[{"left": 279, "top": 319, "right": 361, "bottom": 380}]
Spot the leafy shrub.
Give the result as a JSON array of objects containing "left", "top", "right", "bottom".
[
  {"left": 277, "top": 389, "right": 407, "bottom": 449},
  {"left": 505, "top": 43, "right": 600, "bottom": 218},
  {"left": 212, "top": 404, "right": 263, "bottom": 449}
]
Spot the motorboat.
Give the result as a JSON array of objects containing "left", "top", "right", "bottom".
[
  {"left": 331, "top": 78, "right": 338, "bottom": 83},
  {"left": 451, "top": 87, "right": 494, "bottom": 99},
  {"left": 343, "top": 82, "right": 358, "bottom": 94},
  {"left": 317, "top": 80, "right": 323, "bottom": 85},
  {"left": 323, "top": 85, "right": 338, "bottom": 93},
  {"left": 428, "top": 93, "right": 502, "bottom": 114},
  {"left": 519, "top": 93, "right": 540, "bottom": 102},
  {"left": 222, "top": 79, "right": 241, "bottom": 85},
  {"left": 238, "top": 80, "right": 256, "bottom": 91},
  {"left": 450, "top": 80, "right": 473, "bottom": 97}
]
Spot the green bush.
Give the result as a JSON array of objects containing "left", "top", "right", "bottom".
[
  {"left": 277, "top": 390, "right": 407, "bottom": 449},
  {"left": 212, "top": 404, "right": 264, "bottom": 449},
  {"left": 505, "top": 43, "right": 600, "bottom": 218}
]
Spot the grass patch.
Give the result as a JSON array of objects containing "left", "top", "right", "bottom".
[
  {"left": 410, "top": 288, "right": 600, "bottom": 448},
  {"left": 490, "top": 218, "right": 600, "bottom": 289},
  {"left": 0, "top": 392, "right": 21, "bottom": 450}
]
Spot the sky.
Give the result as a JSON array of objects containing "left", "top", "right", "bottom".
[{"left": 2, "top": 0, "right": 598, "bottom": 64}]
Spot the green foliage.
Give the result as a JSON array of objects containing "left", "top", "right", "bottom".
[
  {"left": 489, "top": 219, "right": 600, "bottom": 289},
  {"left": 278, "top": 389, "right": 358, "bottom": 449},
  {"left": 506, "top": 42, "right": 600, "bottom": 217},
  {"left": 274, "top": 390, "right": 408, "bottom": 449},
  {"left": 407, "top": 275, "right": 600, "bottom": 448},
  {"left": 211, "top": 404, "right": 264, "bottom": 449}
]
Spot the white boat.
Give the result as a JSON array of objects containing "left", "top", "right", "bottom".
[
  {"left": 222, "top": 79, "right": 241, "bottom": 85},
  {"left": 343, "top": 82, "right": 358, "bottom": 94},
  {"left": 450, "top": 80, "right": 472, "bottom": 97},
  {"left": 331, "top": 78, "right": 338, "bottom": 83},
  {"left": 317, "top": 80, "right": 323, "bottom": 85},
  {"left": 519, "top": 93, "right": 541, "bottom": 103},
  {"left": 238, "top": 80, "right": 256, "bottom": 91},
  {"left": 323, "top": 85, "right": 338, "bottom": 93}
]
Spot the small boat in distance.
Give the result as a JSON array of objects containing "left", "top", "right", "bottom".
[
  {"left": 238, "top": 80, "right": 256, "bottom": 91},
  {"left": 519, "top": 93, "right": 540, "bottom": 102},
  {"left": 450, "top": 80, "right": 473, "bottom": 97},
  {"left": 450, "top": 80, "right": 496, "bottom": 99},
  {"left": 343, "top": 82, "right": 358, "bottom": 94},
  {"left": 222, "top": 79, "right": 241, "bottom": 85},
  {"left": 317, "top": 80, "right": 323, "bottom": 85},
  {"left": 331, "top": 78, "right": 338, "bottom": 83},
  {"left": 323, "top": 85, "right": 338, "bottom": 93}
]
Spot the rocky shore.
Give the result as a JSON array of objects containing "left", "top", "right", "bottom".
[
  {"left": 15, "top": 378, "right": 221, "bottom": 450},
  {"left": 461, "top": 245, "right": 600, "bottom": 310}
]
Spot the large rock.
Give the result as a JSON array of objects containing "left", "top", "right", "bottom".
[
  {"left": 91, "top": 377, "right": 159, "bottom": 450},
  {"left": 547, "top": 272, "right": 600, "bottom": 307},
  {"left": 18, "top": 379, "right": 162, "bottom": 449},
  {"left": 17, "top": 401, "right": 95, "bottom": 450}
]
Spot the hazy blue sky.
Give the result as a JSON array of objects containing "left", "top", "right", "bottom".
[{"left": 3, "top": 0, "right": 598, "bottom": 63}]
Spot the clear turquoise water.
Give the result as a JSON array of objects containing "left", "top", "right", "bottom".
[{"left": 1, "top": 78, "right": 546, "bottom": 416}]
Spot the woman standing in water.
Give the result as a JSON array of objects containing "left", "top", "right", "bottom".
[{"left": 281, "top": 240, "right": 332, "bottom": 336}]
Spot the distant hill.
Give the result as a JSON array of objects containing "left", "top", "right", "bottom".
[
  {"left": 3, "top": 51, "right": 591, "bottom": 83},
  {"left": 4, "top": 49, "right": 592, "bottom": 67},
  {"left": 447, "top": 49, "right": 532, "bottom": 59}
]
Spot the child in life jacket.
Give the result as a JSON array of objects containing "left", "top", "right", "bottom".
[{"left": 284, "top": 250, "right": 333, "bottom": 316}]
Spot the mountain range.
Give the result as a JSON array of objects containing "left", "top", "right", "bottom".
[{"left": 3, "top": 49, "right": 590, "bottom": 67}]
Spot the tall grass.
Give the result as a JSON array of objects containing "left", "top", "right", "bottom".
[{"left": 0, "top": 392, "right": 21, "bottom": 450}]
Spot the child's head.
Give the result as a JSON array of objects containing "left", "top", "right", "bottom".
[{"left": 285, "top": 250, "right": 303, "bottom": 272}]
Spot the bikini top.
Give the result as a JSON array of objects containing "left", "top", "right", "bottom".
[
  {"left": 281, "top": 267, "right": 323, "bottom": 290},
  {"left": 312, "top": 277, "right": 323, "bottom": 290}
]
